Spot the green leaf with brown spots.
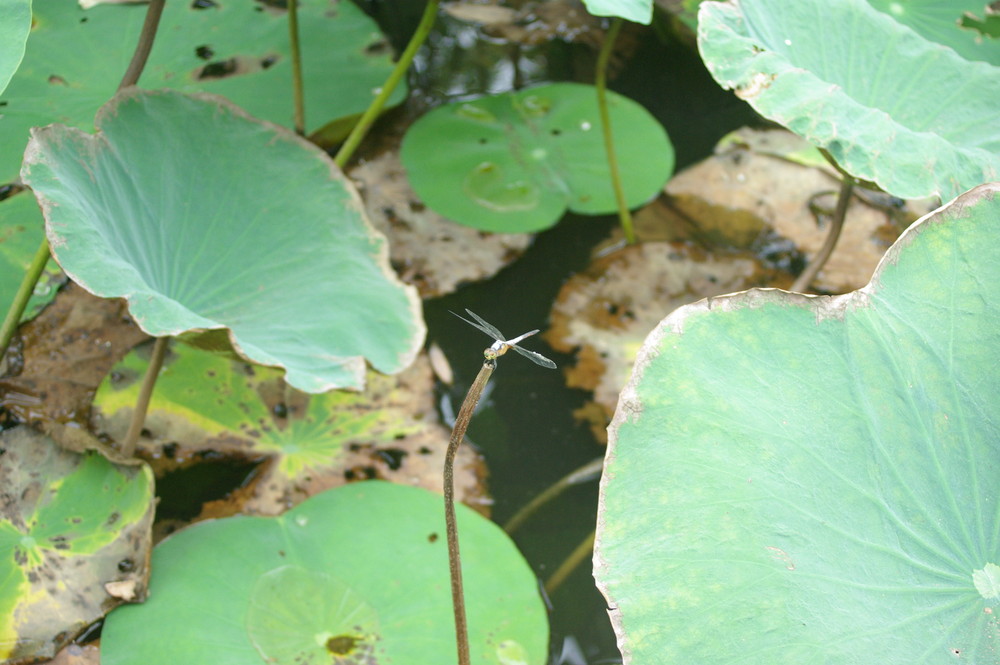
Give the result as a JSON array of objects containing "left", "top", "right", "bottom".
[{"left": 0, "top": 427, "right": 154, "bottom": 663}]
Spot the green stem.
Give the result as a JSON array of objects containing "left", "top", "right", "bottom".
[
  {"left": 120, "top": 336, "right": 169, "bottom": 457},
  {"left": 503, "top": 457, "right": 602, "bottom": 534},
  {"left": 444, "top": 357, "right": 495, "bottom": 665},
  {"left": 791, "top": 175, "right": 855, "bottom": 293},
  {"left": 287, "top": 0, "right": 306, "bottom": 135},
  {"left": 333, "top": 0, "right": 440, "bottom": 168},
  {"left": 545, "top": 530, "right": 596, "bottom": 595},
  {"left": 0, "top": 237, "right": 50, "bottom": 360},
  {"left": 118, "top": 0, "right": 166, "bottom": 90},
  {"left": 595, "top": 18, "right": 635, "bottom": 245}
]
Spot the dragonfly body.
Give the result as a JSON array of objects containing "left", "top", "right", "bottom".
[{"left": 452, "top": 309, "right": 557, "bottom": 369}]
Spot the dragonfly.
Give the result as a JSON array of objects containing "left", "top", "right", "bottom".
[{"left": 451, "top": 309, "right": 557, "bottom": 369}]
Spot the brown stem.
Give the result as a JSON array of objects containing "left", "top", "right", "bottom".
[
  {"left": 118, "top": 0, "right": 166, "bottom": 91},
  {"left": 444, "top": 358, "right": 495, "bottom": 665},
  {"left": 287, "top": 0, "right": 306, "bottom": 135},
  {"left": 791, "top": 175, "right": 855, "bottom": 293},
  {"left": 545, "top": 530, "right": 596, "bottom": 595},
  {"left": 503, "top": 457, "right": 603, "bottom": 534},
  {"left": 120, "top": 336, "right": 169, "bottom": 457}
]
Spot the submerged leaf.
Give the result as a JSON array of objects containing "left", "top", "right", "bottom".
[{"left": 0, "top": 427, "right": 154, "bottom": 663}]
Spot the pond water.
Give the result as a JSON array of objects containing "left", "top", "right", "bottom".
[{"left": 411, "top": 15, "right": 760, "bottom": 662}]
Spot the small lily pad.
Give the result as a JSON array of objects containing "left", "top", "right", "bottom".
[
  {"left": 401, "top": 82, "right": 674, "bottom": 233},
  {"left": 0, "top": 426, "right": 154, "bottom": 663},
  {"left": 21, "top": 89, "right": 424, "bottom": 393},
  {"left": 100, "top": 481, "right": 549, "bottom": 664}
]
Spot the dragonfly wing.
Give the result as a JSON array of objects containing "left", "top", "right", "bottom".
[
  {"left": 451, "top": 310, "right": 501, "bottom": 341},
  {"left": 505, "top": 329, "right": 540, "bottom": 346},
  {"left": 512, "top": 344, "right": 557, "bottom": 369},
  {"left": 464, "top": 309, "right": 507, "bottom": 341}
]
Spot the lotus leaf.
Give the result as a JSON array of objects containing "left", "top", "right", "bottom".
[
  {"left": 401, "top": 82, "right": 674, "bottom": 233},
  {"left": 0, "top": 426, "right": 154, "bottom": 662},
  {"left": 0, "top": 0, "right": 403, "bottom": 182},
  {"left": 0, "top": 0, "right": 29, "bottom": 94},
  {"left": 101, "top": 481, "right": 549, "bottom": 664},
  {"left": 580, "top": 0, "right": 653, "bottom": 24},
  {"left": 697, "top": 0, "right": 1000, "bottom": 200},
  {"left": 595, "top": 183, "right": 1000, "bottom": 663},
  {"left": 20, "top": 88, "right": 424, "bottom": 392}
]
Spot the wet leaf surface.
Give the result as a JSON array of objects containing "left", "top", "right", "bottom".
[
  {"left": 92, "top": 341, "right": 488, "bottom": 519},
  {"left": 0, "top": 426, "right": 154, "bottom": 663},
  {"left": 350, "top": 149, "right": 533, "bottom": 298}
]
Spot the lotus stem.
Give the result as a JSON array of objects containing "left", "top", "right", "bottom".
[
  {"left": 444, "top": 358, "right": 495, "bottom": 665},
  {"left": 504, "top": 457, "right": 603, "bottom": 534},
  {"left": 287, "top": 0, "right": 306, "bottom": 135},
  {"left": 791, "top": 175, "right": 855, "bottom": 293},
  {"left": 595, "top": 18, "right": 635, "bottom": 245},
  {"left": 333, "top": 0, "right": 440, "bottom": 168},
  {"left": 120, "top": 336, "right": 169, "bottom": 457},
  {"left": 118, "top": 0, "right": 166, "bottom": 90},
  {"left": 545, "top": 530, "right": 596, "bottom": 595},
  {"left": 0, "top": 236, "right": 50, "bottom": 360}
]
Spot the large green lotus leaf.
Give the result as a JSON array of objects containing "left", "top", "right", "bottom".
[
  {"left": 91, "top": 341, "right": 467, "bottom": 513},
  {"left": 0, "top": 0, "right": 403, "bottom": 183},
  {"left": 100, "top": 481, "right": 548, "bottom": 664},
  {"left": 0, "top": 0, "right": 29, "bottom": 94},
  {"left": 866, "top": 0, "right": 1000, "bottom": 66},
  {"left": 400, "top": 82, "right": 674, "bottom": 233},
  {"left": 593, "top": 183, "right": 1000, "bottom": 663},
  {"left": 580, "top": 0, "right": 653, "bottom": 24},
  {"left": 20, "top": 88, "right": 424, "bottom": 393},
  {"left": 0, "top": 426, "right": 154, "bottom": 663},
  {"left": 0, "top": 191, "right": 65, "bottom": 321},
  {"left": 697, "top": 0, "right": 1000, "bottom": 200}
]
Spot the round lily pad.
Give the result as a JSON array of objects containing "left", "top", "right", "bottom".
[
  {"left": 594, "top": 183, "right": 1000, "bottom": 663},
  {"left": 20, "top": 88, "right": 424, "bottom": 393},
  {"left": 100, "top": 481, "right": 549, "bottom": 664},
  {"left": 697, "top": 0, "right": 1000, "bottom": 200},
  {"left": 0, "top": 426, "right": 154, "bottom": 663},
  {"left": 401, "top": 82, "right": 675, "bottom": 233}
]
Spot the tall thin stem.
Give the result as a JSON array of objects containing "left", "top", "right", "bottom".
[
  {"left": 334, "top": 0, "right": 440, "bottom": 168},
  {"left": 118, "top": 0, "right": 166, "bottom": 90},
  {"left": 120, "top": 336, "right": 169, "bottom": 457},
  {"left": 444, "top": 358, "right": 495, "bottom": 665},
  {"left": 595, "top": 18, "right": 635, "bottom": 245},
  {"left": 287, "top": 0, "right": 306, "bottom": 135},
  {"left": 0, "top": 236, "right": 50, "bottom": 359},
  {"left": 791, "top": 175, "right": 855, "bottom": 293}
]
